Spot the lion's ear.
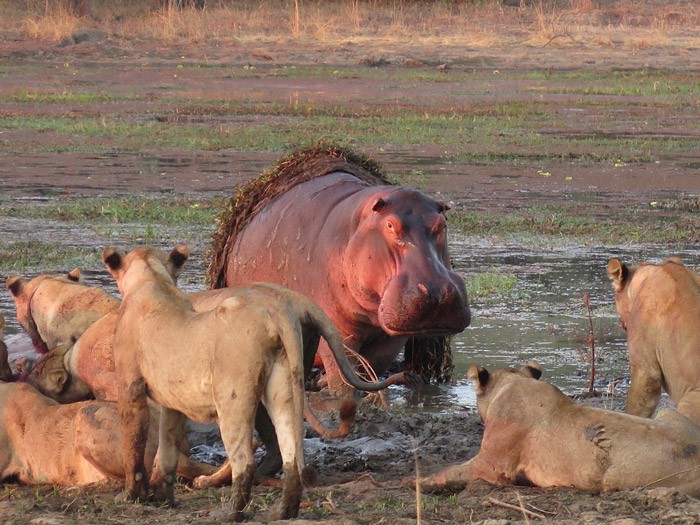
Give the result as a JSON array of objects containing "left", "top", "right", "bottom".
[
  {"left": 6, "top": 274, "right": 25, "bottom": 297},
  {"left": 47, "top": 369, "right": 69, "bottom": 394},
  {"left": 607, "top": 258, "right": 629, "bottom": 292},
  {"left": 521, "top": 362, "right": 542, "bottom": 380},
  {"left": 103, "top": 248, "right": 123, "bottom": 273},
  {"left": 468, "top": 364, "right": 490, "bottom": 395},
  {"left": 664, "top": 256, "right": 684, "bottom": 266},
  {"left": 167, "top": 244, "right": 190, "bottom": 279},
  {"left": 66, "top": 268, "right": 82, "bottom": 282}
]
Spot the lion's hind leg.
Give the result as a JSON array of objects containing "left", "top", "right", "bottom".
[
  {"left": 216, "top": 383, "right": 261, "bottom": 522},
  {"left": 262, "top": 359, "right": 306, "bottom": 520},
  {"left": 149, "top": 407, "right": 187, "bottom": 504}
]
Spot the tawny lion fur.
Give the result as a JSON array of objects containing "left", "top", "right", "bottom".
[
  {"left": 103, "top": 245, "right": 310, "bottom": 521},
  {"left": 607, "top": 257, "right": 700, "bottom": 424},
  {"left": 6, "top": 270, "right": 118, "bottom": 354},
  {"left": 419, "top": 363, "right": 700, "bottom": 497},
  {"left": 0, "top": 381, "right": 216, "bottom": 486}
]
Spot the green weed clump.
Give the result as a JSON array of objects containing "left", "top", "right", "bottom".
[{"left": 0, "top": 196, "right": 221, "bottom": 226}]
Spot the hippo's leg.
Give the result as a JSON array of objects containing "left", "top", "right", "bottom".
[{"left": 255, "top": 405, "right": 282, "bottom": 476}]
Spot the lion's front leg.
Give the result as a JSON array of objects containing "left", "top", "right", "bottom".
[
  {"left": 417, "top": 457, "right": 479, "bottom": 494},
  {"left": 150, "top": 407, "right": 187, "bottom": 505},
  {"left": 118, "top": 377, "right": 150, "bottom": 502},
  {"left": 625, "top": 361, "right": 662, "bottom": 418}
]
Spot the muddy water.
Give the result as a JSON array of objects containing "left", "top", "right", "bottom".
[
  {"left": 392, "top": 239, "right": 700, "bottom": 412},
  {"left": 3, "top": 219, "right": 697, "bottom": 412}
]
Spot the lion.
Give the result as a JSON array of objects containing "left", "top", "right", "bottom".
[
  {"left": 607, "top": 257, "right": 700, "bottom": 423},
  {"left": 418, "top": 363, "right": 700, "bottom": 497},
  {"left": 0, "top": 381, "right": 216, "bottom": 486},
  {"left": 6, "top": 269, "right": 119, "bottom": 354},
  {"left": 103, "top": 244, "right": 316, "bottom": 521}
]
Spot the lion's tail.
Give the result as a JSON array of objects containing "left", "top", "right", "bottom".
[
  {"left": 276, "top": 306, "right": 357, "bottom": 441},
  {"left": 302, "top": 296, "right": 398, "bottom": 393}
]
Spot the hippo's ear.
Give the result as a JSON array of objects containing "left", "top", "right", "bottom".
[
  {"left": 372, "top": 198, "right": 386, "bottom": 213},
  {"left": 66, "top": 268, "right": 82, "bottom": 282},
  {"left": 6, "top": 274, "right": 25, "bottom": 297},
  {"left": 102, "top": 248, "right": 123, "bottom": 274},
  {"left": 168, "top": 244, "right": 190, "bottom": 278},
  {"left": 467, "top": 364, "right": 490, "bottom": 395},
  {"left": 521, "top": 362, "right": 542, "bottom": 380},
  {"left": 607, "top": 259, "right": 629, "bottom": 292}
]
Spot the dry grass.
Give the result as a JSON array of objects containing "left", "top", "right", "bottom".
[{"left": 1, "top": 0, "right": 698, "bottom": 50}]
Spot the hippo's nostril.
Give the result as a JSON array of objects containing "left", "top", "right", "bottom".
[{"left": 418, "top": 283, "right": 429, "bottom": 295}]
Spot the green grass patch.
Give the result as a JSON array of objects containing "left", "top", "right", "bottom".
[
  {"left": 466, "top": 271, "right": 518, "bottom": 300},
  {"left": 4, "top": 112, "right": 697, "bottom": 161},
  {"left": 0, "top": 91, "right": 139, "bottom": 104},
  {"left": 450, "top": 206, "right": 700, "bottom": 244},
  {"left": 0, "top": 196, "right": 222, "bottom": 226},
  {"left": 0, "top": 241, "right": 99, "bottom": 271}
]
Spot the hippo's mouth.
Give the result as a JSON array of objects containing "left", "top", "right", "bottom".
[
  {"left": 377, "top": 300, "right": 471, "bottom": 337},
  {"left": 379, "top": 321, "right": 467, "bottom": 338}
]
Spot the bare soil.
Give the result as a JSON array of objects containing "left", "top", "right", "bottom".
[{"left": 1, "top": 18, "right": 700, "bottom": 525}]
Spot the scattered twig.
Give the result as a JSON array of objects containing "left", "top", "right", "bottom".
[
  {"left": 584, "top": 291, "right": 597, "bottom": 396},
  {"left": 487, "top": 496, "right": 547, "bottom": 520},
  {"left": 641, "top": 465, "right": 700, "bottom": 490},
  {"left": 516, "top": 491, "right": 531, "bottom": 524},
  {"left": 412, "top": 436, "right": 422, "bottom": 525}
]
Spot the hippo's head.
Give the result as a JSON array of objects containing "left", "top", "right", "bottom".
[{"left": 343, "top": 187, "right": 470, "bottom": 337}]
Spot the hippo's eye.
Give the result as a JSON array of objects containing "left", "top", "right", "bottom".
[{"left": 386, "top": 221, "right": 395, "bottom": 232}]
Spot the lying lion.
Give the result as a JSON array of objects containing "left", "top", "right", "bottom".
[
  {"left": 6, "top": 270, "right": 118, "bottom": 354},
  {"left": 607, "top": 257, "right": 700, "bottom": 423},
  {"left": 0, "top": 380, "right": 216, "bottom": 485},
  {"left": 103, "top": 244, "right": 316, "bottom": 520},
  {"left": 419, "top": 363, "right": 700, "bottom": 497}
]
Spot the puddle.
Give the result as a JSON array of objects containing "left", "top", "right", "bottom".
[{"left": 391, "top": 239, "right": 700, "bottom": 412}]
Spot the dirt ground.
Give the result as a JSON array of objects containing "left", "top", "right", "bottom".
[{"left": 1, "top": 16, "right": 700, "bottom": 525}]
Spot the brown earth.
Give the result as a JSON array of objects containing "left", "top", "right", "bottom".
[{"left": 1, "top": 16, "right": 700, "bottom": 525}]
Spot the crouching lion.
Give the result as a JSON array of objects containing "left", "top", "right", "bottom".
[
  {"left": 418, "top": 363, "right": 700, "bottom": 497},
  {"left": 103, "top": 244, "right": 314, "bottom": 521},
  {"left": 6, "top": 270, "right": 118, "bottom": 354},
  {"left": 0, "top": 381, "right": 216, "bottom": 485},
  {"left": 607, "top": 257, "right": 700, "bottom": 423}
]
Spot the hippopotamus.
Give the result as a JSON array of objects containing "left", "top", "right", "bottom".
[{"left": 209, "top": 147, "right": 470, "bottom": 393}]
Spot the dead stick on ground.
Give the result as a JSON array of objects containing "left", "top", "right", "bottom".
[
  {"left": 487, "top": 496, "right": 546, "bottom": 520},
  {"left": 641, "top": 465, "right": 700, "bottom": 490},
  {"left": 516, "top": 492, "right": 531, "bottom": 524}
]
